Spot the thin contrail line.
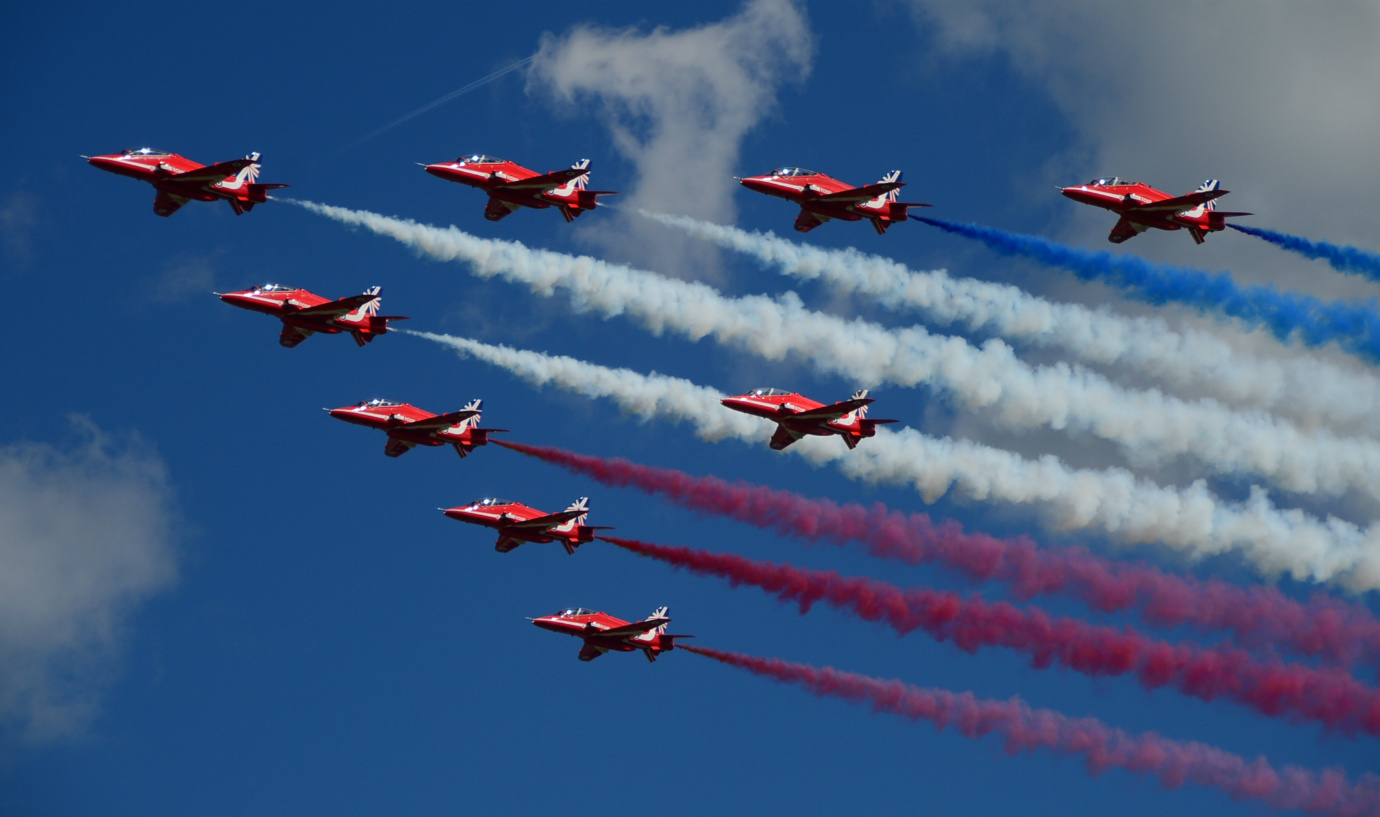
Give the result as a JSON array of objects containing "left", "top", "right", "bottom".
[{"left": 324, "top": 56, "right": 534, "bottom": 159}]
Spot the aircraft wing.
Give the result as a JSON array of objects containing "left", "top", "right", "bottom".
[
  {"left": 1127, "top": 189, "right": 1228, "bottom": 213},
  {"left": 152, "top": 190, "right": 189, "bottom": 217},
  {"left": 500, "top": 167, "right": 588, "bottom": 191},
  {"left": 494, "top": 536, "right": 524, "bottom": 553},
  {"left": 170, "top": 157, "right": 257, "bottom": 182},
  {"left": 384, "top": 437, "right": 417, "bottom": 458},
  {"left": 503, "top": 510, "right": 585, "bottom": 532},
  {"left": 815, "top": 181, "right": 904, "bottom": 202},
  {"left": 279, "top": 325, "right": 314, "bottom": 348},
  {"left": 593, "top": 618, "right": 669, "bottom": 639},
  {"left": 790, "top": 397, "right": 872, "bottom": 421},
  {"left": 406, "top": 409, "right": 481, "bottom": 433},
  {"left": 769, "top": 425, "right": 804, "bottom": 451},
  {"left": 1108, "top": 217, "right": 1148, "bottom": 244},
  {"left": 293, "top": 293, "right": 379, "bottom": 319},
  {"left": 794, "top": 209, "right": 828, "bottom": 233},
  {"left": 577, "top": 642, "right": 609, "bottom": 662}
]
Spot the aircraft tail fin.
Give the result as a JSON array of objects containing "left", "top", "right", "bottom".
[
  {"left": 564, "top": 496, "right": 591, "bottom": 527},
  {"left": 339, "top": 286, "right": 383, "bottom": 325},
  {"left": 849, "top": 389, "right": 870, "bottom": 419},
  {"left": 1194, "top": 179, "right": 1221, "bottom": 211},
  {"left": 458, "top": 398, "right": 483, "bottom": 430},
  {"left": 646, "top": 606, "right": 670, "bottom": 635},
  {"left": 569, "top": 159, "right": 591, "bottom": 191},
  {"left": 876, "top": 170, "right": 903, "bottom": 202}
]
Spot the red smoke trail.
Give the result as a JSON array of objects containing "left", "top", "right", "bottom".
[
  {"left": 494, "top": 440, "right": 1380, "bottom": 668},
  {"left": 685, "top": 645, "right": 1380, "bottom": 816},
  {"left": 605, "top": 536, "right": 1380, "bottom": 737}
]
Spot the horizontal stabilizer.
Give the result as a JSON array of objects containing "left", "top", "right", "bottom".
[{"left": 1213, "top": 211, "right": 1253, "bottom": 217}]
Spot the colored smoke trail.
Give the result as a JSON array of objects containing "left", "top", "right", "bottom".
[
  {"left": 686, "top": 646, "right": 1380, "bottom": 817},
  {"left": 608, "top": 536, "right": 1380, "bottom": 736},
  {"left": 411, "top": 331, "right": 1380, "bottom": 592},
  {"left": 1231, "top": 225, "right": 1380, "bottom": 280},
  {"left": 914, "top": 216, "right": 1380, "bottom": 365},
  {"left": 645, "top": 210, "right": 1380, "bottom": 437},
  {"left": 290, "top": 199, "right": 1380, "bottom": 503},
  {"left": 496, "top": 439, "right": 1380, "bottom": 667}
]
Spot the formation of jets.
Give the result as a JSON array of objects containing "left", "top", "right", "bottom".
[{"left": 89, "top": 144, "right": 1256, "bottom": 662}]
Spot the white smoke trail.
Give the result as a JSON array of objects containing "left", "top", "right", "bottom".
[
  {"left": 289, "top": 199, "right": 1380, "bottom": 506},
  {"left": 642, "top": 210, "right": 1380, "bottom": 438},
  {"left": 409, "top": 330, "right": 1380, "bottom": 593}
]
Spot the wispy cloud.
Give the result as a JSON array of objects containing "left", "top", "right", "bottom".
[
  {"left": 150, "top": 251, "right": 220, "bottom": 303},
  {"left": 0, "top": 418, "right": 179, "bottom": 741},
  {"left": 527, "top": 0, "right": 813, "bottom": 277},
  {"left": 0, "top": 189, "right": 40, "bottom": 270}
]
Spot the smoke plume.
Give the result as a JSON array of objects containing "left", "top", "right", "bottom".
[
  {"left": 291, "top": 198, "right": 1380, "bottom": 503},
  {"left": 609, "top": 536, "right": 1380, "bottom": 735},
  {"left": 1231, "top": 225, "right": 1380, "bottom": 281},
  {"left": 497, "top": 439, "right": 1380, "bottom": 667},
  {"left": 688, "top": 646, "right": 1380, "bottom": 816},
  {"left": 915, "top": 216, "right": 1380, "bottom": 365},
  {"left": 645, "top": 210, "right": 1380, "bottom": 437},
  {"left": 412, "top": 331, "right": 1380, "bottom": 592}
]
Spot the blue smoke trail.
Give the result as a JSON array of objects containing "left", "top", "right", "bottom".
[
  {"left": 913, "top": 216, "right": 1380, "bottom": 364},
  {"left": 1229, "top": 223, "right": 1380, "bottom": 279}
]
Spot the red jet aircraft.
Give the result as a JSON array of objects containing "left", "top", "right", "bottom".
[
  {"left": 1060, "top": 177, "right": 1251, "bottom": 245},
  {"left": 530, "top": 606, "right": 691, "bottom": 662},
  {"left": 441, "top": 497, "right": 610, "bottom": 554},
  {"left": 722, "top": 388, "right": 896, "bottom": 451},
  {"left": 218, "top": 284, "right": 407, "bottom": 347},
  {"left": 423, "top": 154, "right": 617, "bottom": 222},
  {"left": 327, "top": 398, "right": 505, "bottom": 458},
  {"left": 738, "top": 167, "right": 930, "bottom": 234},
  {"left": 86, "top": 148, "right": 288, "bottom": 217}
]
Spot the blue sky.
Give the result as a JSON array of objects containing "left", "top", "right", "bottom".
[{"left": 3, "top": 2, "right": 1378, "bottom": 815}]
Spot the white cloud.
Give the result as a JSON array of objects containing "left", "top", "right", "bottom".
[
  {"left": 151, "top": 251, "right": 220, "bottom": 303},
  {"left": 909, "top": 1, "right": 1380, "bottom": 299},
  {"left": 0, "top": 419, "right": 178, "bottom": 741},
  {"left": 527, "top": 0, "right": 814, "bottom": 278},
  {"left": 0, "top": 189, "right": 40, "bottom": 270}
]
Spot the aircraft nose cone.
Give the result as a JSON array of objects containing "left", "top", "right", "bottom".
[
  {"left": 423, "top": 163, "right": 452, "bottom": 179},
  {"left": 86, "top": 155, "right": 124, "bottom": 172}
]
